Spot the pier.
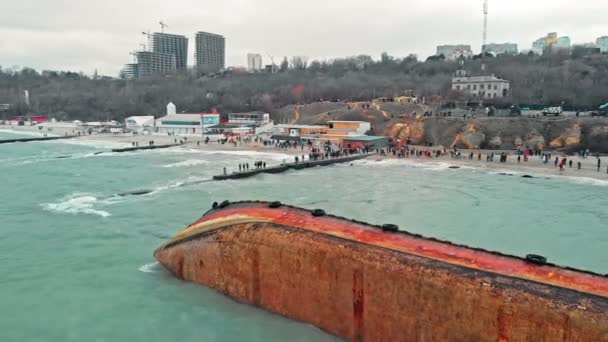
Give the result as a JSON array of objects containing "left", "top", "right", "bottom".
[
  {"left": 111, "top": 144, "right": 181, "bottom": 153},
  {"left": 213, "top": 153, "right": 373, "bottom": 180},
  {"left": 0, "top": 136, "right": 75, "bottom": 144}
]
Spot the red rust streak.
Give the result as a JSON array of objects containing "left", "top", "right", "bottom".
[{"left": 189, "top": 207, "right": 608, "bottom": 298}]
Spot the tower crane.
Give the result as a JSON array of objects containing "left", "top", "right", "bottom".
[
  {"left": 130, "top": 52, "right": 138, "bottom": 63},
  {"left": 266, "top": 53, "right": 276, "bottom": 72},
  {"left": 159, "top": 21, "right": 168, "bottom": 33},
  {"left": 142, "top": 30, "right": 152, "bottom": 51}
]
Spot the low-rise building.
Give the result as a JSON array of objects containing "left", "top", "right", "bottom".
[
  {"left": 155, "top": 114, "right": 204, "bottom": 135},
  {"left": 452, "top": 69, "right": 510, "bottom": 99},
  {"left": 125, "top": 116, "right": 154, "bottom": 133},
  {"left": 343, "top": 136, "right": 390, "bottom": 149},
  {"left": 483, "top": 43, "right": 518, "bottom": 55},
  {"left": 228, "top": 111, "right": 271, "bottom": 125},
  {"left": 273, "top": 121, "right": 373, "bottom": 144}
]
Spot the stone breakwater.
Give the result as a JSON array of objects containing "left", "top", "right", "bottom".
[{"left": 155, "top": 201, "right": 608, "bottom": 342}]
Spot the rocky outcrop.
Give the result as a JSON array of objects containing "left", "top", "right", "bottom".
[
  {"left": 388, "top": 117, "right": 425, "bottom": 145},
  {"left": 451, "top": 122, "right": 486, "bottom": 149},
  {"left": 550, "top": 123, "right": 582, "bottom": 148},
  {"left": 525, "top": 132, "right": 546, "bottom": 150},
  {"left": 488, "top": 136, "right": 503, "bottom": 148}
]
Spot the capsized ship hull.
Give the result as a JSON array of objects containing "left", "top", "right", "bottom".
[{"left": 154, "top": 201, "right": 608, "bottom": 342}]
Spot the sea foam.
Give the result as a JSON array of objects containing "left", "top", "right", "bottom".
[
  {"left": 42, "top": 193, "right": 111, "bottom": 218},
  {"left": 162, "top": 159, "right": 208, "bottom": 168}
]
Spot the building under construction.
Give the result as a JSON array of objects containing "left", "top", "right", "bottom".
[
  {"left": 152, "top": 33, "right": 188, "bottom": 69},
  {"left": 135, "top": 51, "right": 176, "bottom": 78}
]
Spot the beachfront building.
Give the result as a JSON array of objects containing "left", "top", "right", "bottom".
[
  {"left": 125, "top": 116, "right": 154, "bottom": 134},
  {"left": 451, "top": 69, "right": 510, "bottom": 99},
  {"left": 343, "top": 136, "right": 390, "bottom": 149},
  {"left": 228, "top": 111, "right": 271, "bottom": 125},
  {"left": 273, "top": 121, "right": 374, "bottom": 145},
  {"left": 154, "top": 114, "right": 204, "bottom": 135}
]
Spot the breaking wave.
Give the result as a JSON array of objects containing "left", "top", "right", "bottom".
[
  {"left": 42, "top": 193, "right": 111, "bottom": 218},
  {"left": 162, "top": 159, "right": 208, "bottom": 168},
  {"left": 138, "top": 262, "right": 162, "bottom": 273}
]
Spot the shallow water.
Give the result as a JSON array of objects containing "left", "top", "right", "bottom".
[{"left": 1, "top": 131, "right": 607, "bottom": 341}]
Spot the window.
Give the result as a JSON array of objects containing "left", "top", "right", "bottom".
[
  {"left": 493, "top": 93, "right": 497, "bottom": 98},
  {"left": 466, "top": 85, "right": 471, "bottom": 90},
  {"left": 473, "top": 85, "right": 477, "bottom": 90},
  {"left": 494, "top": 85, "right": 498, "bottom": 90},
  {"left": 480, "top": 84, "right": 485, "bottom": 90}
]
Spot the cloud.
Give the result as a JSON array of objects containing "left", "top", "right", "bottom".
[{"left": 1, "top": 0, "right": 607, "bottom": 76}]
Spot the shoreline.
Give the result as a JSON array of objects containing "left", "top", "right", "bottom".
[{"left": 2, "top": 124, "right": 607, "bottom": 183}]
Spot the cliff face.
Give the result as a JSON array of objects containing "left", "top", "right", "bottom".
[{"left": 384, "top": 117, "right": 608, "bottom": 152}]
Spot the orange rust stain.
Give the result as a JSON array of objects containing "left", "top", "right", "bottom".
[{"left": 189, "top": 206, "right": 608, "bottom": 299}]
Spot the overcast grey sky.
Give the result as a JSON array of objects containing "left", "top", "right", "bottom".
[{"left": 1, "top": 0, "right": 607, "bottom": 76}]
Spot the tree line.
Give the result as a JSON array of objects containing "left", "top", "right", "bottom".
[{"left": 1, "top": 51, "right": 607, "bottom": 121}]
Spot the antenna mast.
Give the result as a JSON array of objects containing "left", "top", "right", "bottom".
[{"left": 482, "top": 0, "right": 488, "bottom": 55}]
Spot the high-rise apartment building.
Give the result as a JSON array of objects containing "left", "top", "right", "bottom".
[
  {"left": 152, "top": 33, "right": 188, "bottom": 69},
  {"left": 195, "top": 31, "right": 225, "bottom": 73},
  {"left": 135, "top": 51, "right": 177, "bottom": 78},
  {"left": 532, "top": 32, "right": 570, "bottom": 55},
  {"left": 247, "top": 53, "right": 263, "bottom": 71},
  {"left": 596, "top": 36, "right": 608, "bottom": 53}
]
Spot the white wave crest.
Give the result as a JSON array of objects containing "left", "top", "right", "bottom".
[
  {"left": 138, "top": 262, "right": 162, "bottom": 273},
  {"left": 162, "top": 159, "right": 208, "bottom": 168},
  {"left": 44, "top": 138, "right": 130, "bottom": 149},
  {"left": 0, "top": 128, "right": 55, "bottom": 137},
  {"left": 197, "top": 149, "right": 293, "bottom": 160},
  {"left": 42, "top": 193, "right": 111, "bottom": 217},
  {"left": 548, "top": 175, "right": 608, "bottom": 187}
]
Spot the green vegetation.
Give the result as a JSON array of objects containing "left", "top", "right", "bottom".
[{"left": 1, "top": 52, "right": 607, "bottom": 121}]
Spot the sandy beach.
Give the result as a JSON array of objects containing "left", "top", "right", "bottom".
[{"left": 2, "top": 124, "right": 607, "bottom": 183}]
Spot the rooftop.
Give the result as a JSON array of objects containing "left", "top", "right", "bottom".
[
  {"left": 453, "top": 75, "right": 510, "bottom": 83},
  {"left": 275, "top": 124, "right": 327, "bottom": 129},
  {"left": 343, "top": 135, "right": 388, "bottom": 141}
]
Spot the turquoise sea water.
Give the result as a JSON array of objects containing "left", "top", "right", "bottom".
[{"left": 1, "top": 131, "right": 607, "bottom": 342}]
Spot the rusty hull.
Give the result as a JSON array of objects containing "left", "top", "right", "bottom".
[{"left": 154, "top": 201, "right": 608, "bottom": 342}]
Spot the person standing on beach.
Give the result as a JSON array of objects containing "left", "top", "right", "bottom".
[
  {"left": 598, "top": 158, "right": 601, "bottom": 172},
  {"left": 578, "top": 161, "right": 582, "bottom": 170},
  {"left": 569, "top": 160, "right": 573, "bottom": 168},
  {"left": 239, "top": 164, "right": 242, "bottom": 172},
  {"left": 517, "top": 155, "right": 521, "bottom": 164}
]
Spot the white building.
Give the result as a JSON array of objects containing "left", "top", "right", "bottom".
[
  {"left": 436, "top": 45, "right": 473, "bottom": 60},
  {"left": 451, "top": 70, "right": 510, "bottom": 99},
  {"left": 483, "top": 43, "right": 518, "bottom": 55},
  {"left": 154, "top": 114, "right": 203, "bottom": 135},
  {"left": 125, "top": 116, "right": 155, "bottom": 134},
  {"left": 247, "top": 53, "right": 263, "bottom": 71}
]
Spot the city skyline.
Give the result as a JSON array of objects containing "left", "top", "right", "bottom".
[{"left": 2, "top": 0, "right": 608, "bottom": 76}]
